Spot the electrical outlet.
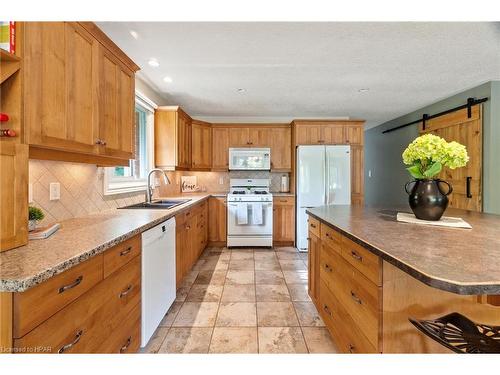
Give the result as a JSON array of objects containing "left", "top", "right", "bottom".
[
  {"left": 219, "top": 177, "right": 224, "bottom": 185},
  {"left": 49, "top": 182, "right": 60, "bottom": 201},
  {"left": 368, "top": 170, "right": 372, "bottom": 178},
  {"left": 28, "top": 183, "right": 33, "bottom": 203}
]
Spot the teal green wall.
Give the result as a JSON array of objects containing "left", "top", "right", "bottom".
[{"left": 365, "top": 81, "right": 500, "bottom": 214}]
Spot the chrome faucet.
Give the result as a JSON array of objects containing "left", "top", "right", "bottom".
[{"left": 146, "top": 168, "right": 171, "bottom": 203}]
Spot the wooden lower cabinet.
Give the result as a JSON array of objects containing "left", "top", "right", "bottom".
[
  {"left": 273, "top": 196, "right": 295, "bottom": 245},
  {"left": 13, "top": 239, "right": 141, "bottom": 353},
  {"left": 208, "top": 197, "right": 227, "bottom": 246},
  {"left": 307, "top": 233, "right": 320, "bottom": 304}
]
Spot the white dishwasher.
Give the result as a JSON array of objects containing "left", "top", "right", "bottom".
[{"left": 141, "top": 217, "right": 176, "bottom": 347}]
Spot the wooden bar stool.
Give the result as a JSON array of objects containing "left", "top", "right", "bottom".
[{"left": 409, "top": 312, "right": 500, "bottom": 353}]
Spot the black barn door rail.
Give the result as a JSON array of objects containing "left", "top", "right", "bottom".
[{"left": 382, "top": 97, "right": 488, "bottom": 134}]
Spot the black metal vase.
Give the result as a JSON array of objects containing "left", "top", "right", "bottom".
[{"left": 404, "top": 179, "right": 453, "bottom": 221}]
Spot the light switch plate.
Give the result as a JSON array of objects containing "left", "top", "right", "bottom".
[
  {"left": 368, "top": 170, "right": 372, "bottom": 178},
  {"left": 219, "top": 177, "right": 224, "bottom": 185},
  {"left": 28, "top": 183, "right": 33, "bottom": 203},
  {"left": 49, "top": 182, "right": 60, "bottom": 201}
]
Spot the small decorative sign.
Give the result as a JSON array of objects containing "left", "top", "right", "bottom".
[{"left": 181, "top": 176, "right": 198, "bottom": 193}]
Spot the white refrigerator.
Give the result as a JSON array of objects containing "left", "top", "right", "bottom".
[{"left": 296, "top": 145, "right": 351, "bottom": 251}]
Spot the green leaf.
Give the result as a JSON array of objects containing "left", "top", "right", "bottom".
[
  {"left": 406, "top": 164, "right": 424, "bottom": 179},
  {"left": 423, "top": 161, "right": 442, "bottom": 178}
]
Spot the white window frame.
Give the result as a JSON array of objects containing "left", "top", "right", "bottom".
[{"left": 103, "top": 91, "right": 157, "bottom": 196}]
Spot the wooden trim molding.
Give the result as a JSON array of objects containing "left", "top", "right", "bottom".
[
  {"left": 29, "top": 146, "right": 130, "bottom": 167},
  {"left": 0, "top": 293, "right": 13, "bottom": 353}
]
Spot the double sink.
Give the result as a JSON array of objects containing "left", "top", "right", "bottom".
[{"left": 119, "top": 199, "right": 192, "bottom": 210}]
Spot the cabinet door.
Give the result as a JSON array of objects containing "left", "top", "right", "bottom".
[
  {"left": 350, "top": 145, "right": 364, "bottom": 205},
  {"left": 24, "top": 22, "right": 98, "bottom": 155},
  {"left": 250, "top": 128, "right": 271, "bottom": 147},
  {"left": 345, "top": 125, "right": 363, "bottom": 145},
  {"left": 208, "top": 197, "right": 227, "bottom": 243},
  {"left": 0, "top": 143, "right": 28, "bottom": 251},
  {"left": 177, "top": 112, "right": 192, "bottom": 168},
  {"left": 271, "top": 127, "right": 291, "bottom": 170},
  {"left": 98, "top": 47, "right": 135, "bottom": 159},
  {"left": 322, "top": 125, "right": 344, "bottom": 144},
  {"left": 212, "top": 128, "right": 229, "bottom": 170},
  {"left": 229, "top": 127, "right": 250, "bottom": 147},
  {"left": 273, "top": 198, "right": 295, "bottom": 242},
  {"left": 308, "top": 233, "right": 320, "bottom": 303},
  {"left": 295, "top": 125, "right": 322, "bottom": 145},
  {"left": 192, "top": 123, "right": 212, "bottom": 169}
]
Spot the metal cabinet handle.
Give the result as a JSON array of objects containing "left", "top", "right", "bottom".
[
  {"left": 348, "top": 344, "right": 355, "bottom": 353},
  {"left": 466, "top": 176, "right": 472, "bottom": 198},
  {"left": 323, "top": 304, "right": 332, "bottom": 317},
  {"left": 324, "top": 263, "right": 333, "bottom": 273},
  {"left": 350, "top": 250, "right": 363, "bottom": 262},
  {"left": 186, "top": 225, "right": 191, "bottom": 230},
  {"left": 325, "top": 232, "right": 330, "bottom": 238},
  {"left": 310, "top": 223, "right": 317, "bottom": 228},
  {"left": 58, "top": 330, "right": 83, "bottom": 353},
  {"left": 101, "top": 140, "right": 107, "bottom": 146},
  {"left": 120, "top": 246, "right": 132, "bottom": 256},
  {"left": 119, "top": 284, "right": 133, "bottom": 298},
  {"left": 120, "top": 336, "right": 132, "bottom": 353},
  {"left": 59, "top": 276, "right": 83, "bottom": 294},
  {"left": 95, "top": 139, "right": 102, "bottom": 145},
  {"left": 350, "top": 291, "right": 362, "bottom": 304}
]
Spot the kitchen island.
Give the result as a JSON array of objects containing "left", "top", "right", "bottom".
[{"left": 306, "top": 205, "right": 500, "bottom": 353}]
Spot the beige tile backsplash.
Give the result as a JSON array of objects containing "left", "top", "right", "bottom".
[{"left": 29, "top": 160, "right": 290, "bottom": 226}]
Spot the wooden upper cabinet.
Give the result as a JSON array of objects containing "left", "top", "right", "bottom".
[
  {"left": 345, "top": 125, "right": 363, "bottom": 145},
  {"left": 191, "top": 120, "right": 212, "bottom": 170},
  {"left": 271, "top": 127, "right": 292, "bottom": 171},
  {"left": 212, "top": 127, "right": 229, "bottom": 170},
  {"left": 155, "top": 107, "right": 192, "bottom": 170},
  {"left": 229, "top": 127, "right": 250, "bottom": 147},
  {"left": 323, "top": 124, "right": 345, "bottom": 144},
  {"left": 294, "top": 121, "right": 364, "bottom": 146},
  {"left": 0, "top": 143, "right": 28, "bottom": 251},
  {"left": 23, "top": 22, "right": 139, "bottom": 165},
  {"left": 295, "top": 124, "right": 322, "bottom": 144}
]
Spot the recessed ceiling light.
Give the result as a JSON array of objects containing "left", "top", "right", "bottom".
[
  {"left": 129, "top": 30, "right": 139, "bottom": 40},
  {"left": 148, "top": 58, "right": 160, "bottom": 68},
  {"left": 236, "top": 88, "right": 246, "bottom": 93},
  {"left": 163, "top": 76, "right": 173, "bottom": 83},
  {"left": 358, "top": 88, "right": 370, "bottom": 93}
]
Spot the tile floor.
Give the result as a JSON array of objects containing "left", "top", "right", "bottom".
[{"left": 141, "top": 246, "right": 338, "bottom": 354}]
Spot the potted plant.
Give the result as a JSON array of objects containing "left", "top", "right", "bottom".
[
  {"left": 402, "top": 134, "right": 469, "bottom": 221},
  {"left": 28, "top": 206, "right": 45, "bottom": 231}
]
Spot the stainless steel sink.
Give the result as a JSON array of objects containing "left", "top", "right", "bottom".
[{"left": 118, "top": 199, "right": 191, "bottom": 210}]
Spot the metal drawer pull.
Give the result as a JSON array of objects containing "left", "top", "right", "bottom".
[
  {"left": 120, "top": 336, "right": 132, "bottom": 353},
  {"left": 120, "top": 246, "right": 133, "bottom": 256},
  {"left": 323, "top": 304, "right": 332, "bottom": 317},
  {"left": 58, "top": 330, "right": 83, "bottom": 353},
  {"left": 119, "top": 284, "right": 133, "bottom": 298},
  {"left": 59, "top": 276, "right": 83, "bottom": 294},
  {"left": 350, "top": 250, "right": 363, "bottom": 262},
  {"left": 348, "top": 344, "right": 355, "bottom": 353},
  {"left": 324, "top": 263, "right": 333, "bottom": 272},
  {"left": 310, "top": 223, "right": 317, "bottom": 228},
  {"left": 350, "top": 291, "right": 362, "bottom": 304}
]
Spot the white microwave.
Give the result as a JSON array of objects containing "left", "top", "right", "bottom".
[{"left": 229, "top": 148, "right": 271, "bottom": 171}]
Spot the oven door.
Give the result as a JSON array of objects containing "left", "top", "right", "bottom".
[
  {"left": 227, "top": 201, "right": 273, "bottom": 236},
  {"left": 229, "top": 148, "right": 271, "bottom": 171}
]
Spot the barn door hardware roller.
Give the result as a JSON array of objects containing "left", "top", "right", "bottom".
[{"left": 382, "top": 97, "right": 488, "bottom": 134}]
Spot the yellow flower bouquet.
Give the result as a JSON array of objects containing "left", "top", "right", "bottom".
[{"left": 402, "top": 134, "right": 469, "bottom": 179}]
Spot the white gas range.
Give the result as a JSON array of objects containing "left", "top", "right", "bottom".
[{"left": 227, "top": 179, "right": 273, "bottom": 248}]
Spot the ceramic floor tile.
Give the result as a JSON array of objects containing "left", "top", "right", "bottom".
[
  {"left": 175, "top": 284, "right": 192, "bottom": 302},
  {"left": 186, "top": 284, "right": 223, "bottom": 302},
  {"left": 255, "top": 260, "right": 281, "bottom": 271},
  {"left": 287, "top": 284, "right": 312, "bottom": 302},
  {"left": 172, "top": 302, "right": 219, "bottom": 327},
  {"left": 257, "top": 302, "right": 299, "bottom": 326},
  {"left": 200, "top": 259, "right": 229, "bottom": 271},
  {"left": 216, "top": 302, "right": 257, "bottom": 327},
  {"left": 225, "top": 270, "right": 255, "bottom": 285},
  {"left": 254, "top": 252, "right": 277, "bottom": 260},
  {"left": 279, "top": 259, "right": 307, "bottom": 271},
  {"left": 221, "top": 284, "right": 256, "bottom": 302},
  {"left": 231, "top": 251, "right": 254, "bottom": 260},
  {"left": 209, "top": 327, "right": 258, "bottom": 353},
  {"left": 158, "top": 328, "right": 213, "bottom": 354},
  {"left": 192, "top": 259, "right": 207, "bottom": 271},
  {"left": 255, "top": 270, "right": 285, "bottom": 285},
  {"left": 302, "top": 327, "right": 338, "bottom": 353},
  {"left": 275, "top": 247, "right": 299, "bottom": 253},
  {"left": 228, "top": 259, "right": 255, "bottom": 270},
  {"left": 276, "top": 252, "right": 302, "bottom": 260},
  {"left": 195, "top": 269, "right": 227, "bottom": 285},
  {"left": 293, "top": 302, "right": 325, "bottom": 327},
  {"left": 141, "top": 327, "right": 169, "bottom": 353},
  {"left": 159, "top": 301, "right": 183, "bottom": 327},
  {"left": 283, "top": 270, "right": 308, "bottom": 284},
  {"left": 256, "top": 284, "right": 291, "bottom": 301},
  {"left": 258, "top": 327, "right": 308, "bottom": 354}
]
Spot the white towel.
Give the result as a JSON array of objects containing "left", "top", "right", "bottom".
[
  {"left": 252, "top": 203, "right": 263, "bottom": 225},
  {"left": 396, "top": 212, "right": 472, "bottom": 229},
  {"left": 237, "top": 203, "right": 248, "bottom": 224}
]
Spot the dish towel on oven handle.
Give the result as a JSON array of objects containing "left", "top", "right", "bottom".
[
  {"left": 252, "top": 203, "right": 263, "bottom": 225},
  {"left": 237, "top": 203, "right": 248, "bottom": 225}
]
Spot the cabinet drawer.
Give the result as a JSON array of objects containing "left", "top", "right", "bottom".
[
  {"left": 329, "top": 255, "right": 380, "bottom": 349},
  {"left": 319, "top": 280, "right": 377, "bottom": 353},
  {"left": 13, "top": 255, "right": 103, "bottom": 338},
  {"left": 319, "top": 242, "right": 342, "bottom": 292},
  {"left": 340, "top": 235, "right": 381, "bottom": 286},
  {"left": 103, "top": 235, "right": 141, "bottom": 278},
  {"left": 14, "top": 256, "right": 141, "bottom": 353},
  {"left": 98, "top": 302, "right": 141, "bottom": 353},
  {"left": 274, "top": 197, "right": 294, "bottom": 206},
  {"left": 308, "top": 216, "right": 320, "bottom": 238},
  {"left": 320, "top": 223, "right": 341, "bottom": 253}
]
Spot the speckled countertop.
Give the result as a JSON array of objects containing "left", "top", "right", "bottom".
[
  {"left": 306, "top": 205, "right": 500, "bottom": 295},
  {"left": 0, "top": 194, "right": 211, "bottom": 292}
]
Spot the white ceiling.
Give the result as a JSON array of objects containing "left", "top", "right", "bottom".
[{"left": 98, "top": 22, "right": 500, "bottom": 129}]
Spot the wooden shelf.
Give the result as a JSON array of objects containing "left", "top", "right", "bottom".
[{"left": 0, "top": 49, "right": 21, "bottom": 85}]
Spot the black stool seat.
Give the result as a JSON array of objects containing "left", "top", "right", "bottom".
[{"left": 409, "top": 312, "right": 500, "bottom": 353}]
